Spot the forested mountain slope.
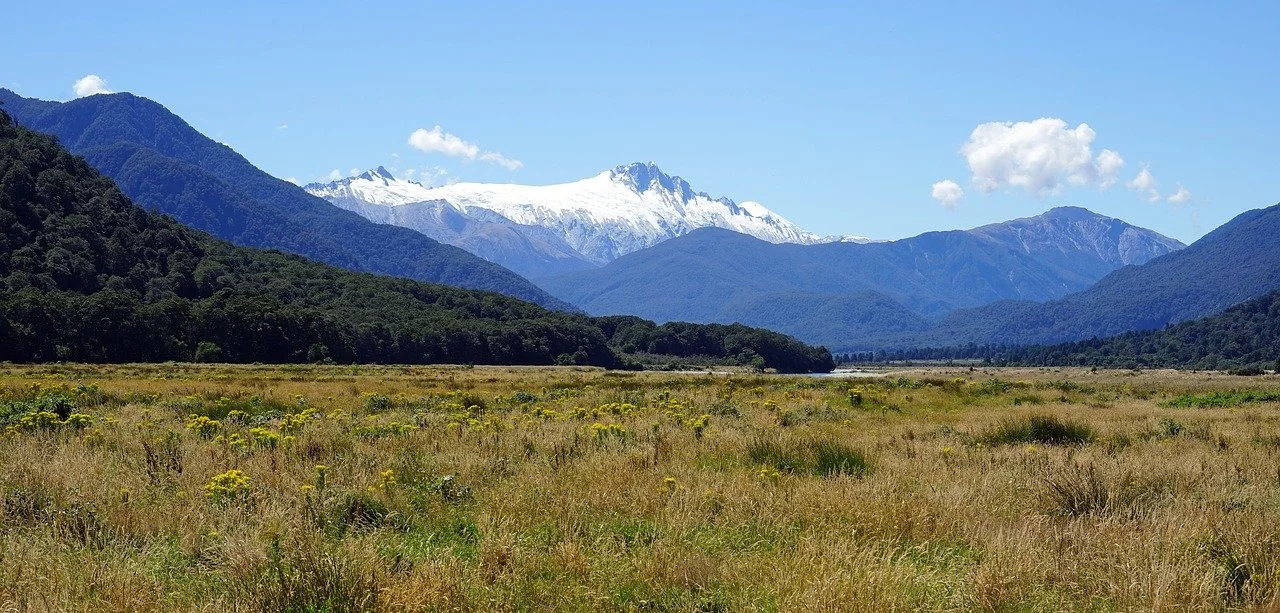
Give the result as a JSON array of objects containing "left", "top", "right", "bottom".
[
  {"left": 0, "top": 89, "right": 570, "bottom": 309},
  {"left": 0, "top": 108, "right": 833, "bottom": 372}
]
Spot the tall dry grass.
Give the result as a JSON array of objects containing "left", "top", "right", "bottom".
[{"left": 0, "top": 363, "right": 1279, "bottom": 610}]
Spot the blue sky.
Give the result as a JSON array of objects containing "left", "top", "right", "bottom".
[{"left": 3, "top": 1, "right": 1278, "bottom": 243}]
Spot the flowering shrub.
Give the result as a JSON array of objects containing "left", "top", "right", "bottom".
[{"left": 204, "top": 469, "right": 251, "bottom": 505}]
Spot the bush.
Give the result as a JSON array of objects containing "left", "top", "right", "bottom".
[
  {"left": 980, "top": 415, "right": 1095, "bottom": 446},
  {"left": 194, "top": 342, "right": 223, "bottom": 363}
]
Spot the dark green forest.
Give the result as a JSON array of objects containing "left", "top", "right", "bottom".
[
  {"left": 0, "top": 108, "right": 834, "bottom": 373},
  {"left": 870, "top": 291, "right": 1280, "bottom": 370},
  {"left": 0, "top": 89, "right": 570, "bottom": 310}
]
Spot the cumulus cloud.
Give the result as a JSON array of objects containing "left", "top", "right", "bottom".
[
  {"left": 409, "top": 126, "right": 479, "bottom": 158},
  {"left": 940, "top": 117, "right": 1194, "bottom": 206},
  {"left": 72, "top": 74, "right": 113, "bottom": 98},
  {"left": 1127, "top": 165, "right": 1160, "bottom": 202},
  {"left": 408, "top": 126, "right": 522, "bottom": 170},
  {"left": 285, "top": 177, "right": 299, "bottom": 185},
  {"left": 325, "top": 169, "right": 343, "bottom": 182},
  {"left": 931, "top": 180, "right": 964, "bottom": 209},
  {"left": 960, "top": 118, "right": 1125, "bottom": 197}
]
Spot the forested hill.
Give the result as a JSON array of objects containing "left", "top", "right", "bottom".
[
  {"left": 886, "top": 291, "right": 1280, "bottom": 371},
  {"left": 0, "top": 108, "right": 834, "bottom": 373},
  {"left": 0, "top": 89, "right": 570, "bottom": 310}
]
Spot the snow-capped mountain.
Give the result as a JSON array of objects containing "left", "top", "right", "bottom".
[{"left": 305, "top": 163, "right": 839, "bottom": 278}]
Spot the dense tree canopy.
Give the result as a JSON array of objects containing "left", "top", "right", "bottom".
[{"left": 0, "top": 108, "right": 834, "bottom": 373}]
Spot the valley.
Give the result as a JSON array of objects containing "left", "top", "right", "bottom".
[{"left": 3, "top": 5, "right": 1277, "bottom": 612}]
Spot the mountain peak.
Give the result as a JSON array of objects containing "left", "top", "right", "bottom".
[
  {"left": 304, "top": 167, "right": 437, "bottom": 207},
  {"left": 611, "top": 162, "right": 695, "bottom": 199},
  {"left": 971, "top": 205, "right": 1185, "bottom": 268},
  {"left": 1041, "top": 206, "right": 1109, "bottom": 221},
  {"left": 354, "top": 166, "right": 395, "bottom": 182}
]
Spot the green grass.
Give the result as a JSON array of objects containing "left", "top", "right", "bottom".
[
  {"left": 979, "top": 414, "right": 1096, "bottom": 446},
  {"left": 1162, "top": 390, "right": 1280, "bottom": 408}
]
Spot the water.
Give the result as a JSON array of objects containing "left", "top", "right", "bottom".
[{"left": 801, "top": 369, "right": 887, "bottom": 379}]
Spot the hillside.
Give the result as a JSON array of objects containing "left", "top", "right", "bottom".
[
  {"left": 541, "top": 208, "right": 1182, "bottom": 347},
  {"left": 0, "top": 89, "right": 570, "bottom": 309},
  {"left": 0, "top": 108, "right": 833, "bottom": 372},
  {"left": 891, "top": 202, "right": 1280, "bottom": 350},
  {"left": 894, "top": 291, "right": 1280, "bottom": 370}
]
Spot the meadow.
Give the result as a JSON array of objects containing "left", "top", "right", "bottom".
[{"left": 2, "top": 363, "right": 1280, "bottom": 611}]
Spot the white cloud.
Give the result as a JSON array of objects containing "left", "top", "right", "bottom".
[
  {"left": 1096, "top": 149, "right": 1125, "bottom": 188},
  {"left": 409, "top": 126, "right": 479, "bottom": 158},
  {"left": 1126, "top": 165, "right": 1160, "bottom": 202},
  {"left": 931, "top": 179, "right": 964, "bottom": 209},
  {"left": 408, "top": 125, "right": 522, "bottom": 170},
  {"left": 72, "top": 74, "right": 113, "bottom": 98},
  {"left": 959, "top": 118, "right": 1125, "bottom": 197},
  {"left": 285, "top": 177, "right": 299, "bottom": 185},
  {"left": 478, "top": 151, "right": 523, "bottom": 171},
  {"left": 276, "top": 123, "right": 289, "bottom": 131},
  {"left": 325, "top": 169, "right": 343, "bottom": 182},
  {"left": 1167, "top": 184, "right": 1192, "bottom": 205}
]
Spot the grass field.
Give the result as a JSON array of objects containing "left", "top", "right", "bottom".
[{"left": 3, "top": 363, "right": 1280, "bottom": 611}]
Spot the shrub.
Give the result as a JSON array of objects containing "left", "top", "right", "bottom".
[
  {"left": 204, "top": 469, "right": 251, "bottom": 505},
  {"left": 364, "top": 393, "right": 393, "bottom": 413},
  {"left": 193, "top": 342, "right": 223, "bottom": 363},
  {"left": 980, "top": 415, "right": 1095, "bottom": 446}
]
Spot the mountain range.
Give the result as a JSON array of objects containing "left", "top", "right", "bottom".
[
  {"left": 537, "top": 207, "right": 1185, "bottom": 348},
  {"left": 0, "top": 107, "right": 833, "bottom": 372},
  {"left": 305, "top": 163, "right": 867, "bottom": 279},
  {"left": 5, "top": 86, "right": 1276, "bottom": 365},
  {"left": 0, "top": 89, "right": 570, "bottom": 309},
  {"left": 895, "top": 200, "right": 1280, "bottom": 350}
]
